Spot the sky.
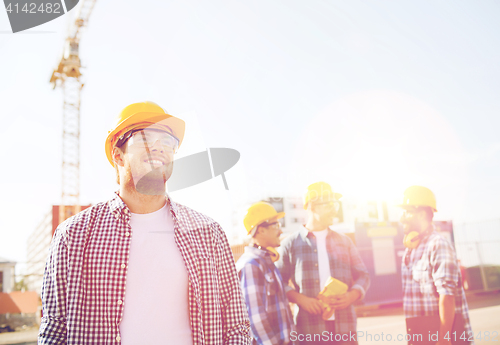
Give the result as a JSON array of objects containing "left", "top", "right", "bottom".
[{"left": 1, "top": 1, "right": 500, "bottom": 272}]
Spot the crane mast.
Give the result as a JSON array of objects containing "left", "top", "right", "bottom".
[{"left": 50, "top": 0, "right": 96, "bottom": 223}]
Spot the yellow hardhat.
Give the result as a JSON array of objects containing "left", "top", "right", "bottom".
[
  {"left": 303, "top": 182, "right": 342, "bottom": 210},
  {"left": 243, "top": 202, "right": 285, "bottom": 236},
  {"left": 105, "top": 101, "right": 185, "bottom": 166},
  {"left": 398, "top": 185, "right": 437, "bottom": 212}
]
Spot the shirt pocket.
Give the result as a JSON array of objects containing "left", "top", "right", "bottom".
[
  {"left": 412, "top": 260, "right": 435, "bottom": 294},
  {"left": 412, "top": 259, "right": 428, "bottom": 281},
  {"left": 265, "top": 272, "right": 278, "bottom": 296}
]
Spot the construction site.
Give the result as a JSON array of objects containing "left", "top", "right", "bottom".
[{"left": 1, "top": 1, "right": 500, "bottom": 344}]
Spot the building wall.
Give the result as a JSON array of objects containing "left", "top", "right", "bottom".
[
  {"left": 0, "top": 261, "right": 16, "bottom": 293},
  {"left": 25, "top": 208, "right": 53, "bottom": 294},
  {"left": 25, "top": 205, "right": 91, "bottom": 294},
  {"left": 269, "top": 196, "right": 307, "bottom": 236}
]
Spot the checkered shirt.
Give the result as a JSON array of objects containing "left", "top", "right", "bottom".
[
  {"left": 402, "top": 230, "right": 474, "bottom": 343},
  {"left": 236, "top": 246, "right": 294, "bottom": 345},
  {"left": 38, "top": 193, "right": 251, "bottom": 345},
  {"left": 276, "top": 227, "right": 370, "bottom": 338}
]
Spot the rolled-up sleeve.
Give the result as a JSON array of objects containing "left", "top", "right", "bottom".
[
  {"left": 38, "top": 228, "right": 68, "bottom": 344},
  {"left": 346, "top": 236, "right": 370, "bottom": 299},
  {"left": 276, "top": 237, "right": 296, "bottom": 293}
]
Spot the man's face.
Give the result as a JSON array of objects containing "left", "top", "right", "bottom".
[
  {"left": 311, "top": 199, "right": 339, "bottom": 227},
  {"left": 400, "top": 207, "right": 423, "bottom": 234},
  {"left": 258, "top": 220, "right": 283, "bottom": 248},
  {"left": 120, "top": 128, "right": 178, "bottom": 195}
]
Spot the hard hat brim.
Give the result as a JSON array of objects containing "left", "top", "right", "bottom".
[
  {"left": 274, "top": 212, "right": 285, "bottom": 221},
  {"left": 105, "top": 112, "right": 185, "bottom": 167},
  {"left": 256, "top": 211, "right": 285, "bottom": 228},
  {"left": 247, "top": 211, "right": 285, "bottom": 236}
]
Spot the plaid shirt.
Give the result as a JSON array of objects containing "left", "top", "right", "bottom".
[
  {"left": 236, "top": 246, "right": 294, "bottom": 345},
  {"left": 276, "top": 227, "right": 370, "bottom": 338},
  {"left": 402, "top": 230, "right": 474, "bottom": 343},
  {"left": 39, "top": 193, "right": 251, "bottom": 345}
]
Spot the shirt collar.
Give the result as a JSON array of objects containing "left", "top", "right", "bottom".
[
  {"left": 109, "top": 192, "right": 128, "bottom": 215},
  {"left": 300, "top": 225, "right": 334, "bottom": 240},
  {"left": 299, "top": 226, "right": 309, "bottom": 240},
  {"left": 405, "top": 227, "right": 437, "bottom": 259},
  {"left": 413, "top": 225, "right": 435, "bottom": 246},
  {"left": 420, "top": 227, "right": 436, "bottom": 245},
  {"left": 167, "top": 194, "right": 179, "bottom": 218},
  {"left": 109, "top": 191, "right": 179, "bottom": 219},
  {"left": 245, "top": 245, "right": 273, "bottom": 260}
]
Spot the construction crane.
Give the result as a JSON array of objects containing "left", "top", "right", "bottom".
[{"left": 50, "top": 0, "right": 97, "bottom": 224}]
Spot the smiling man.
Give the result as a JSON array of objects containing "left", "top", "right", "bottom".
[
  {"left": 277, "top": 182, "right": 370, "bottom": 345},
  {"left": 236, "top": 202, "right": 294, "bottom": 345},
  {"left": 39, "top": 101, "right": 251, "bottom": 345}
]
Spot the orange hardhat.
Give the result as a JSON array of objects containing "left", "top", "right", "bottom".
[
  {"left": 398, "top": 185, "right": 437, "bottom": 212},
  {"left": 105, "top": 101, "right": 185, "bottom": 166},
  {"left": 243, "top": 202, "right": 285, "bottom": 236},
  {"left": 303, "top": 182, "right": 342, "bottom": 210}
]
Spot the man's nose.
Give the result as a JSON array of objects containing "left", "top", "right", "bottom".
[{"left": 149, "top": 139, "right": 164, "bottom": 151}]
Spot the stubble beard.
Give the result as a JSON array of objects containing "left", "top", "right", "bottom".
[
  {"left": 124, "top": 161, "right": 174, "bottom": 196},
  {"left": 403, "top": 218, "right": 421, "bottom": 235},
  {"left": 321, "top": 211, "right": 336, "bottom": 228}
]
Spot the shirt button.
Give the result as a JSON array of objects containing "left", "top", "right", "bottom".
[
  {"left": 116, "top": 335, "right": 121, "bottom": 342},
  {"left": 125, "top": 232, "right": 130, "bottom": 237},
  {"left": 315, "top": 263, "right": 318, "bottom": 267},
  {"left": 120, "top": 264, "right": 126, "bottom": 269},
  {"left": 316, "top": 280, "right": 319, "bottom": 283},
  {"left": 117, "top": 300, "right": 123, "bottom": 305},
  {"left": 314, "top": 249, "right": 317, "bottom": 253}
]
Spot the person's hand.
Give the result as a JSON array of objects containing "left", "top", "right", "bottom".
[
  {"left": 325, "top": 290, "right": 360, "bottom": 310},
  {"left": 298, "top": 296, "right": 324, "bottom": 315}
]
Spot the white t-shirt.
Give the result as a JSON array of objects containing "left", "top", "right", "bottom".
[
  {"left": 120, "top": 203, "right": 193, "bottom": 345},
  {"left": 313, "top": 229, "right": 335, "bottom": 321}
]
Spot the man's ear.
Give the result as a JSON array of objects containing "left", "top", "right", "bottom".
[
  {"left": 416, "top": 209, "right": 427, "bottom": 222},
  {"left": 112, "top": 146, "right": 125, "bottom": 167},
  {"left": 254, "top": 225, "right": 264, "bottom": 237}
]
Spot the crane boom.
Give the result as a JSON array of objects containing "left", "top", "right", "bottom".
[
  {"left": 50, "top": 0, "right": 96, "bottom": 223},
  {"left": 67, "top": 0, "right": 97, "bottom": 40}
]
